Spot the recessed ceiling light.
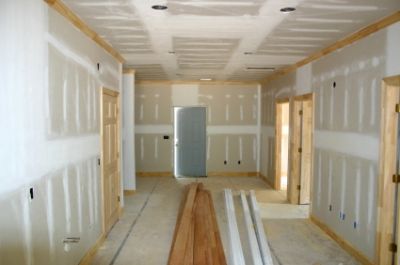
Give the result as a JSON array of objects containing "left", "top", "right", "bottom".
[
  {"left": 168, "top": 51, "right": 175, "bottom": 54},
  {"left": 152, "top": 5, "right": 168, "bottom": 10},
  {"left": 280, "top": 7, "right": 296, "bottom": 13},
  {"left": 244, "top": 52, "right": 253, "bottom": 55},
  {"left": 200, "top": 78, "right": 212, "bottom": 81}
]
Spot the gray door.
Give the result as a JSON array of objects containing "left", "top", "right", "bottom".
[{"left": 174, "top": 107, "right": 207, "bottom": 177}]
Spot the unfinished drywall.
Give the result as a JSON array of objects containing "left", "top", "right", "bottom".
[
  {"left": 0, "top": 1, "right": 122, "bottom": 264},
  {"left": 135, "top": 82, "right": 259, "bottom": 174},
  {"left": 260, "top": 22, "right": 400, "bottom": 261},
  {"left": 122, "top": 72, "right": 136, "bottom": 191}
]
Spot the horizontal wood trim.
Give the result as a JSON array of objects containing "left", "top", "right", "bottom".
[
  {"left": 276, "top": 98, "right": 290, "bottom": 104},
  {"left": 261, "top": 11, "right": 400, "bottom": 85},
  {"left": 123, "top": 69, "right": 136, "bottom": 74},
  {"left": 294, "top": 93, "right": 313, "bottom": 101},
  {"left": 259, "top": 173, "right": 274, "bottom": 188},
  {"left": 310, "top": 215, "right": 374, "bottom": 265},
  {"left": 136, "top": 80, "right": 260, "bottom": 86},
  {"left": 137, "top": 172, "right": 173, "bottom": 177},
  {"left": 44, "top": 0, "right": 125, "bottom": 63},
  {"left": 123, "top": 190, "right": 136, "bottom": 196},
  {"left": 207, "top": 172, "right": 259, "bottom": 177},
  {"left": 78, "top": 233, "right": 106, "bottom": 265},
  {"left": 102, "top": 87, "right": 119, "bottom": 97}
]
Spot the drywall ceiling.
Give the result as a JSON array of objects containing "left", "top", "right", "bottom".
[{"left": 62, "top": 0, "right": 400, "bottom": 81}]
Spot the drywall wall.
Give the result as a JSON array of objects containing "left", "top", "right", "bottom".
[
  {"left": 260, "top": 22, "right": 400, "bottom": 261},
  {"left": 122, "top": 72, "right": 136, "bottom": 191},
  {"left": 0, "top": 1, "right": 122, "bottom": 264},
  {"left": 135, "top": 82, "right": 260, "bottom": 174}
]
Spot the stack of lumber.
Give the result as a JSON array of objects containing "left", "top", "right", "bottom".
[{"left": 168, "top": 183, "right": 227, "bottom": 265}]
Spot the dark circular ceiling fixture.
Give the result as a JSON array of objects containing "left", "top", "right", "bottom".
[
  {"left": 280, "top": 7, "right": 296, "bottom": 13},
  {"left": 152, "top": 5, "right": 168, "bottom": 10}
]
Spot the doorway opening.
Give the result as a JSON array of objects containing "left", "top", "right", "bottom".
[
  {"left": 377, "top": 75, "right": 400, "bottom": 265},
  {"left": 288, "top": 93, "right": 314, "bottom": 205},
  {"left": 275, "top": 99, "right": 290, "bottom": 195},
  {"left": 173, "top": 106, "right": 207, "bottom": 178}
]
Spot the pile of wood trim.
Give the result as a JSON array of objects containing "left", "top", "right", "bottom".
[{"left": 168, "top": 183, "right": 227, "bottom": 265}]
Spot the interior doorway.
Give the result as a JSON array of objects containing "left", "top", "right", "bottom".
[
  {"left": 377, "top": 75, "right": 400, "bottom": 265},
  {"left": 173, "top": 106, "right": 207, "bottom": 177},
  {"left": 275, "top": 99, "right": 290, "bottom": 196},
  {"left": 288, "top": 93, "right": 314, "bottom": 205},
  {"left": 100, "top": 87, "right": 121, "bottom": 234}
]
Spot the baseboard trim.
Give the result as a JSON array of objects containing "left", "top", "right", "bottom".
[
  {"left": 258, "top": 173, "right": 274, "bottom": 188},
  {"left": 137, "top": 172, "right": 173, "bottom": 177},
  {"left": 207, "top": 171, "right": 259, "bottom": 177},
  {"left": 124, "top": 190, "right": 136, "bottom": 196},
  {"left": 78, "top": 233, "right": 106, "bottom": 265},
  {"left": 310, "top": 215, "right": 374, "bottom": 265}
]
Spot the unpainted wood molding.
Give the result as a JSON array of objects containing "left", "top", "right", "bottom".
[
  {"left": 44, "top": 0, "right": 125, "bottom": 63},
  {"left": 123, "top": 69, "right": 136, "bottom": 74},
  {"left": 310, "top": 215, "right": 374, "bottom": 265}
]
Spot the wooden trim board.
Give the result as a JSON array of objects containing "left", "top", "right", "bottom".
[
  {"left": 208, "top": 172, "right": 259, "bottom": 177},
  {"left": 261, "top": 11, "right": 400, "bottom": 85},
  {"left": 44, "top": 0, "right": 124, "bottom": 63},
  {"left": 376, "top": 75, "right": 400, "bottom": 265},
  {"left": 259, "top": 173, "right": 274, "bottom": 188},
  {"left": 136, "top": 80, "right": 260, "bottom": 86},
  {"left": 123, "top": 190, "right": 136, "bottom": 196},
  {"left": 123, "top": 69, "right": 136, "bottom": 74},
  {"left": 310, "top": 215, "right": 374, "bottom": 265},
  {"left": 78, "top": 233, "right": 106, "bottom": 265},
  {"left": 137, "top": 172, "right": 173, "bottom": 177}
]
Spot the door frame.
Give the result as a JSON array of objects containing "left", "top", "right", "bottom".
[
  {"left": 173, "top": 106, "right": 207, "bottom": 178},
  {"left": 100, "top": 87, "right": 121, "bottom": 234},
  {"left": 274, "top": 98, "right": 290, "bottom": 191},
  {"left": 288, "top": 93, "right": 314, "bottom": 205},
  {"left": 377, "top": 75, "right": 400, "bottom": 265}
]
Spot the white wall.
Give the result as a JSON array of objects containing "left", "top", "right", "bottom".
[
  {"left": 260, "top": 22, "right": 400, "bottom": 261},
  {"left": 0, "top": 1, "right": 121, "bottom": 264}
]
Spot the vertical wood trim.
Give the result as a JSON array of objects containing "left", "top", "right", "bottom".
[
  {"left": 275, "top": 103, "right": 283, "bottom": 191},
  {"left": 377, "top": 75, "right": 400, "bottom": 265}
]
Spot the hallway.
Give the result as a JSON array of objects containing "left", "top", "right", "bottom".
[{"left": 91, "top": 177, "right": 358, "bottom": 265}]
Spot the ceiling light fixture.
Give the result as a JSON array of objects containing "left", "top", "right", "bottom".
[
  {"left": 246, "top": 67, "right": 275, "bottom": 71},
  {"left": 152, "top": 5, "right": 168, "bottom": 10},
  {"left": 244, "top": 52, "right": 253, "bottom": 55},
  {"left": 280, "top": 7, "right": 296, "bottom": 13},
  {"left": 200, "top": 78, "right": 212, "bottom": 81}
]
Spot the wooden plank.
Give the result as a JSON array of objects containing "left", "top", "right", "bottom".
[
  {"left": 205, "top": 190, "right": 227, "bottom": 265},
  {"left": 123, "top": 190, "right": 136, "bottom": 196},
  {"left": 311, "top": 215, "right": 374, "bottom": 265},
  {"left": 168, "top": 183, "right": 199, "bottom": 265},
  {"left": 275, "top": 102, "right": 283, "bottom": 190},
  {"left": 377, "top": 75, "right": 400, "bottom": 265},
  {"left": 44, "top": 0, "right": 124, "bottom": 63},
  {"left": 261, "top": 11, "right": 400, "bottom": 85}
]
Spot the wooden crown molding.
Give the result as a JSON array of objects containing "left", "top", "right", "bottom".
[
  {"left": 44, "top": 0, "right": 125, "bottom": 63},
  {"left": 261, "top": 11, "right": 400, "bottom": 85}
]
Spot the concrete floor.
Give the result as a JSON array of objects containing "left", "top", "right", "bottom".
[{"left": 90, "top": 177, "right": 359, "bottom": 265}]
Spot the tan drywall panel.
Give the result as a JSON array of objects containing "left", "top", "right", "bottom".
[
  {"left": 0, "top": 158, "right": 102, "bottom": 265},
  {"left": 198, "top": 84, "right": 258, "bottom": 125},
  {"left": 135, "top": 134, "right": 173, "bottom": 172},
  {"left": 135, "top": 85, "right": 172, "bottom": 124}
]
